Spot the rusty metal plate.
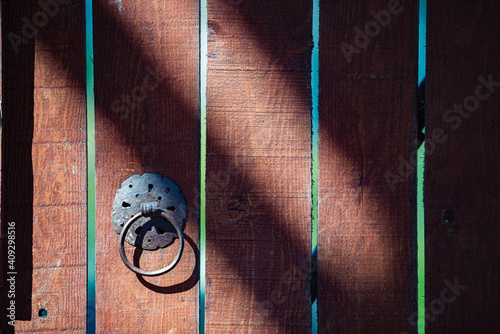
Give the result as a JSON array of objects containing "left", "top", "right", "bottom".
[{"left": 112, "top": 173, "right": 186, "bottom": 250}]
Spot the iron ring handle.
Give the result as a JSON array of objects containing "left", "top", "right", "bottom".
[{"left": 119, "top": 209, "right": 184, "bottom": 276}]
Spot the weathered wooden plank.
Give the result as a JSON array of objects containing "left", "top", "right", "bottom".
[
  {"left": 1, "top": 0, "right": 87, "bottom": 332},
  {"left": 94, "top": 0, "right": 199, "bottom": 332},
  {"left": 425, "top": 1, "right": 500, "bottom": 332},
  {"left": 318, "top": 0, "right": 418, "bottom": 332},
  {"left": 206, "top": 1, "right": 312, "bottom": 332}
]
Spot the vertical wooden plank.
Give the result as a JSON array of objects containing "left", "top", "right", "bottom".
[
  {"left": 426, "top": 1, "right": 500, "bottom": 332},
  {"left": 318, "top": 0, "right": 418, "bottom": 332},
  {"left": 94, "top": 0, "right": 199, "bottom": 332},
  {"left": 0, "top": 1, "right": 34, "bottom": 328},
  {"left": 1, "top": 0, "right": 87, "bottom": 332},
  {"left": 206, "top": 1, "right": 312, "bottom": 332}
]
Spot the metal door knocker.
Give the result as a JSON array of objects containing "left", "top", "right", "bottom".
[{"left": 111, "top": 173, "right": 186, "bottom": 276}]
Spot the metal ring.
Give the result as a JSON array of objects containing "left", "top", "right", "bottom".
[{"left": 119, "top": 211, "right": 184, "bottom": 276}]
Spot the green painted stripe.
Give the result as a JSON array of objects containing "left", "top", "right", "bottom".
[
  {"left": 418, "top": 0, "right": 427, "bottom": 84},
  {"left": 311, "top": 0, "right": 319, "bottom": 253},
  {"left": 417, "top": 1, "right": 426, "bottom": 333},
  {"left": 417, "top": 142, "right": 425, "bottom": 333},
  {"left": 85, "top": 0, "right": 96, "bottom": 332},
  {"left": 311, "top": 0, "right": 320, "bottom": 333},
  {"left": 199, "top": 0, "right": 208, "bottom": 332}
]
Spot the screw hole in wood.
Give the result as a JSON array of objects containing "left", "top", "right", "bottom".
[
  {"left": 38, "top": 309, "right": 48, "bottom": 318},
  {"left": 442, "top": 208, "right": 457, "bottom": 225}
]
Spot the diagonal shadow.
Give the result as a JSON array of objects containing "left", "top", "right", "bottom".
[{"left": 25, "top": 0, "right": 417, "bottom": 332}]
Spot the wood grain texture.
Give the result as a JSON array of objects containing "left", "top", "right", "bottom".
[
  {"left": 206, "top": 1, "right": 312, "bottom": 333},
  {"left": 318, "top": 0, "right": 418, "bottom": 332},
  {"left": 93, "top": 0, "right": 199, "bottom": 332},
  {"left": 1, "top": 0, "right": 87, "bottom": 332},
  {"left": 425, "top": 0, "right": 500, "bottom": 332}
]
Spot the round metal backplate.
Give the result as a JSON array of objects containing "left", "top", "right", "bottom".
[{"left": 111, "top": 173, "right": 186, "bottom": 250}]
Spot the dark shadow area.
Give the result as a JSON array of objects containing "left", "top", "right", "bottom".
[
  {"left": 133, "top": 234, "right": 199, "bottom": 293},
  {"left": 0, "top": 0, "right": 35, "bottom": 331},
  {"left": 311, "top": 245, "right": 317, "bottom": 303},
  {"left": 417, "top": 77, "right": 426, "bottom": 148}
]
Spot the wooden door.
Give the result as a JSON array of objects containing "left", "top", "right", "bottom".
[{"left": 1, "top": 0, "right": 499, "bottom": 333}]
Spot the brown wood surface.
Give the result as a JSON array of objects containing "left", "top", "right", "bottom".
[
  {"left": 318, "top": 0, "right": 418, "bottom": 332},
  {"left": 1, "top": 0, "right": 87, "bottom": 332},
  {"left": 94, "top": 0, "right": 200, "bottom": 332},
  {"left": 425, "top": 0, "right": 500, "bottom": 332},
  {"left": 205, "top": 1, "right": 312, "bottom": 333}
]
